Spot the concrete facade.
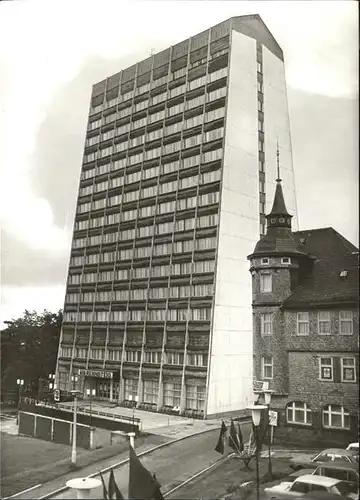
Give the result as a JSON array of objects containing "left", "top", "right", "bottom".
[{"left": 56, "top": 15, "right": 296, "bottom": 418}]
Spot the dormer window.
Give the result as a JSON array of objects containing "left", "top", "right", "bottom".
[
  {"left": 281, "top": 257, "right": 291, "bottom": 265},
  {"left": 261, "top": 258, "right": 269, "bottom": 265},
  {"left": 279, "top": 217, "right": 285, "bottom": 223}
]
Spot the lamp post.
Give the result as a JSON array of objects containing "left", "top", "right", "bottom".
[
  {"left": 86, "top": 388, "right": 96, "bottom": 426},
  {"left": 48, "top": 374, "right": 57, "bottom": 402},
  {"left": 263, "top": 389, "right": 275, "bottom": 480},
  {"left": 70, "top": 389, "right": 82, "bottom": 468},
  {"left": 16, "top": 379, "right": 24, "bottom": 424},
  {"left": 71, "top": 374, "right": 79, "bottom": 391},
  {"left": 248, "top": 404, "right": 267, "bottom": 500}
]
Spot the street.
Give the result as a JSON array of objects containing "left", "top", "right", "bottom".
[{"left": 54, "top": 423, "right": 252, "bottom": 499}]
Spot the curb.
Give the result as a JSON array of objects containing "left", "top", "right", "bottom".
[{"left": 35, "top": 416, "right": 251, "bottom": 499}]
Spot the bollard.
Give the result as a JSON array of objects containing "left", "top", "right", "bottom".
[
  {"left": 66, "top": 477, "right": 101, "bottom": 499},
  {"left": 128, "top": 432, "right": 136, "bottom": 448}
]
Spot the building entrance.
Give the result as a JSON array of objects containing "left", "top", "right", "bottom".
[{"left": 95, "top": 380, "right": 120, "bottom": 401}]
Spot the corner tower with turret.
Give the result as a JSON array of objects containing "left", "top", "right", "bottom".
[{"left": 247, "top": 160, "right": 312, "bottom": 396}]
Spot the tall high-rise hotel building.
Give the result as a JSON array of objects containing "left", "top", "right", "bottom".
[{"left": 56, "top": 15, "right": 297, "bottom": 417}]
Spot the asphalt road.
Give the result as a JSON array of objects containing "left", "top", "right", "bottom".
[{"left": 54, "top": 423, "right": 252, "bottom": 499}]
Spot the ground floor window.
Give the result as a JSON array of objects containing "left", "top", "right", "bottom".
[
  {"left": 143, "top": 380, "right": 159, "bottom": 404},
  {"left": 163, "top": 382, "right": 181, "bottom": 406},
  {"left": 124, "top": 378, "right": 138, "bottom": 401},
  {"left": 322, "top": 404, "right": 350, "bottom": 429},
  {"left": 286, "top": 401, "right": 312, "bottom": 425},
  {"left": 185, "top": 385, "right": 206, "bottom": 411},
  {"left": 59, "top": 371, "right": 69, "bottom": 391}
]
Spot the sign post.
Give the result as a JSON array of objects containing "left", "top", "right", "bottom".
[{"left": 268, "top": 410, "right": 278, "bottom": 444}]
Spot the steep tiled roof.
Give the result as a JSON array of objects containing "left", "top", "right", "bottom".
[{"left": 282, "top": 227, "right": 359, "bottom": 308}]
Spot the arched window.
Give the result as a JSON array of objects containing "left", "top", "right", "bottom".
[
  {"left": 286, "top": 401, "right": 312, "bottom": 425},
  {"left": 322, "top": 404, "right": 350, "bottom": 429}
]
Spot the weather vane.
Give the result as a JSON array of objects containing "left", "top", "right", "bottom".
[
  {"left": 150, "top": 48, "right": 155, "bottom": 56},
  {"left": 276, "top": 139, "right": 281, "bottom": 181}
]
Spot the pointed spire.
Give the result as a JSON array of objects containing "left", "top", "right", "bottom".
[{"left": 267, "top": 143, "right": 292, "bottom": 226}]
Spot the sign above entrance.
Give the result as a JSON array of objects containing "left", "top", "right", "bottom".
[{"left": 79, "top": 369, "right": 113, "bottom": 379}]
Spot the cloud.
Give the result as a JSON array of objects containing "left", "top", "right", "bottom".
[
  {"left": 1, "top": 229, "right": 68, "bottom": 287},
  {"left": 287, "top": 87, "right": 359, "bottom": 245}
]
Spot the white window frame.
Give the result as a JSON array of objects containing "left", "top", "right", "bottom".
[
  {"left": 261, "top": 356, "right": 273, "bottom": 379},
  {"left": 260, "top": 273, "right": 272, "bottom": 293},
  {"left": 297, "top": 312, "right": 309, "bottom": 336},
  {"left": 260, "top": 313, "right": 273, "bottom": 335},
  {"left": 261, "top": 258, "right": 269, "bottom": 265},
  {"left": 322, "top": 404, "right": 350, "bottom": 429},
  {"left": 341, "top": 357, "right": 356, "bottom": 382},
  {"left": 319, "top": 357, "right": 334, "bottom": 381},
  {"left": 286, "top": 401, "right": 312, "bottom": 426},
  {"left": 339, "top": 311, "right": 353, "bottom": 335},
  {"left": 317, "top": 311, "right": 331, "bottom": 335},
  {"left": 281, "top": 257, "right": 291, "bottom": 265}
]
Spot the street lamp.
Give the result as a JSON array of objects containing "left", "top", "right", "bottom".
[
  {"left": 248, "top": 404, "right": 267, "bottom": 500},
  {"left": 70, "top": 389, "right": 82, "bottom": 469},
  {"left": 263, "top": 389, "right": 275, "bottom": 480},
  {"left": 16, "top": 379, "right": 24, "bottom": 423},
  {"left": 71, "top": 374, "right": 79, "bottom": 390},
  {"left": 86, "top": 388, "right": 96, "bottom": 426},
  {"left": 49, "top": 373, "right": 57, "bottom": 391}
]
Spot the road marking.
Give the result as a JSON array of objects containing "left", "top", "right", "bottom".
[
  {"left": 163, "top": 457, "right": 227, "bottom": 497},
  {"left": 3, "top": 484, "right": 42, "bottom": 499}
]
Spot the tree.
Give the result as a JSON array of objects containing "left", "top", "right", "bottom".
[{"left": 0, "top": 309, "right": 62, "bottom": 399}]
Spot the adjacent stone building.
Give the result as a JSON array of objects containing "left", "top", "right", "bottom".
[{"left": 248, "top": 172, "right": 359, "bottom": 446}]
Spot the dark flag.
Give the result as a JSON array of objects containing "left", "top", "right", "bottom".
[
  {"left": 214, "top": 420, "right": 227, "bottom": 455},
  {"left": 128, "top": 445, "right": 164, "bottom": 499},
  {"left": 228, "top": 418, "right": 239, "bottom": 451},
  {"left": 237, "top": 422, "right": 244, "bottom": 452},
  {"left": 100, "top": 471, "right": 109, "bottom": 500},
  {"left": 108, "top": 468, "right": 124, "bottom": 499}
]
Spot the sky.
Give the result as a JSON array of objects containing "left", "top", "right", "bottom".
[{"left": 0, "top": 0, "right": 358, "bottom": 327}]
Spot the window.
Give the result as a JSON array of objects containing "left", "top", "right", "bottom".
[
  {"left": 143, "top": 380, "right": 159, "bottom": 404},
  {"left": 319, "top": 357, "right": 333, "bottom": 381},
  {"left": 185, "top": 385, "right": 206, "bottom": 410},
  {"left": 260, "top": 313, "right": 272, "bottom": 335},
  {"left": 323, "top": 404, "right": 350, "bottom": 429},
  {"left": 297, "top": 312, "right": 309, "bottom": 336},
  {"left": 281, "top": 257, "right": 291, "bottom": 264},
  {"left": 339, "top": 311, "right": 353, "bottom": 335},
  {"left": 261, "top": 356, "right": 273, "bottom": 379},
  {"left": 260, "top": 273, "right": 272, "bottom": 293},
  {"left": 261, "top": 258, "right": 269, "bottom": 265},
  {"left": 166, "top": 352, "right": 184, "bottom": 365},
  {"left": 163, "top": 382, "right": 181, "bottom": 407},
  {"left": 144, "top": 351, "right": 162, "bottom": 364},
  {"left": 318, "top": 311, "right": 331, "bottom": 335},
  {"left": 286, "top": 401, "right": 312, "bottom": 425},
  {"left": 187, "top": 353, "right": 208, "bottom": 366},
  {"left": 341, "top": 357, "right": 356, "bottom": 382},
  {"left": 126, "top": 350, "right": 141, "bottom": 362},
  {"left": 124, "top": 378, "right": 138, "bottom": 401}
]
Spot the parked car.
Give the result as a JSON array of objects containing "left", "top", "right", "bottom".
[
  {"left": 264, "top": 474, "right": 357, "bottom": 499},
  {"left": 346, "top": 444, "right": 359, "bottom": 452},
  {"left": 312, "top": 463, "right": 359, "bottom": 494},
  {"left": 290, "top": 449, "right": 359, "bottom": 471}
]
